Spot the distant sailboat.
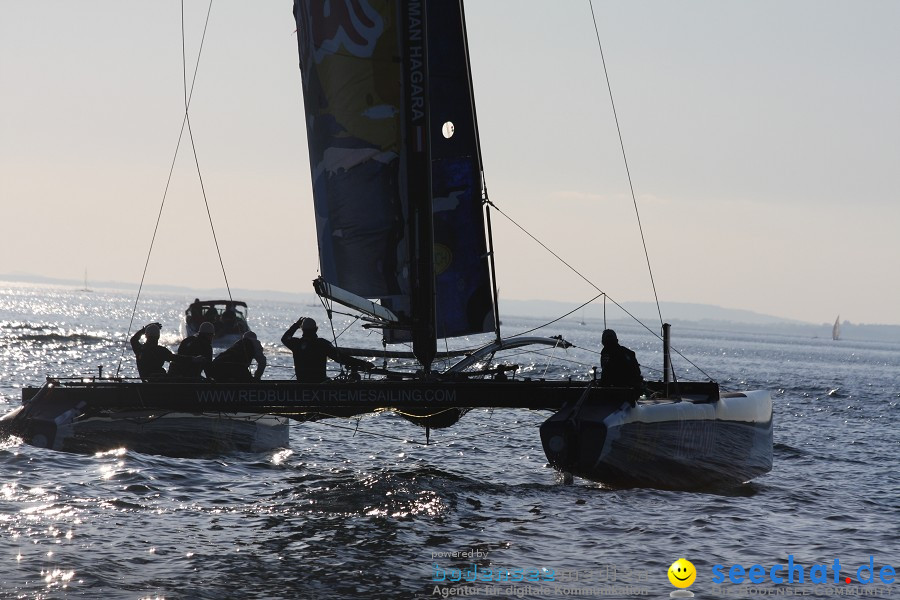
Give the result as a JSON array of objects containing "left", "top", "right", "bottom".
[
  {"left": 832, "top": 315, "right": 841, "bottom": 341},
  {"left": 80, "top": 269, "right": 92, "bottom": 293}
]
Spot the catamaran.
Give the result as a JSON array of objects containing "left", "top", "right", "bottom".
[{"left": 0, "top": 0, "right": 772, "bottom": 489}]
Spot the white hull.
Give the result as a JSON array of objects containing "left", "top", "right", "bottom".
[
  {"left": 541, "top": 386, "right": 773, "bottom": 489},
  {"left": 3, "top": 401, "right": 289, "bottom": 456}
]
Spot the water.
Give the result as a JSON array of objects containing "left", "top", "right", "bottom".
[{"left": 1, "top": 283, "right": 898, "bottom": 599}]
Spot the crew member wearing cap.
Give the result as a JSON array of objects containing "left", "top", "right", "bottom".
[
  {"left": 168, "top": 321, "right": 215, "bottom": 379},
  {"left": 599, "top": 329, "right": 644, "bottom": 399},
  {"left": 130, "top": 322, "right": 175, "bottom": 380},
  {"left": 281, "top": 317, "right": 374, "bottom": 383},
  {"left": 210, "top": 331, "right": 267, "bottom": 382}
]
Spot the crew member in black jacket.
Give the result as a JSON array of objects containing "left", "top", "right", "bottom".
[
  {"left": 168, "top": 321, "right": 215, "bottom": 379},
  {"left": 130, "top": 322, "right": 174, "bottom": 380},
  {"left": 281, "top": 318, "right": 374, "bottom": 383},
  {"left": 210, "top": 331, "right": 267, "bottom": 382},
  {"left": 599, "top": 329, "right": 644, "bottom": 399}
]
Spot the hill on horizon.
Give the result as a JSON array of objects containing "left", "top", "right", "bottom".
[
  {"left": 499, "top": 298, "right": 808, "bottom": 325},
  {"left": 3, "top": 272, "right": 801, "bottom": 323},
  {"left": 498, "top": 298, "right": 900, "bottom": 343},
  {"left": 4, "top": 272, "right": 899, "bottom": 342}
]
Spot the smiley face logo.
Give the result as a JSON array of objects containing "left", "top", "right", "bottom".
[{"left": 668, "top": 558, "right": 696, "bottom": 588}]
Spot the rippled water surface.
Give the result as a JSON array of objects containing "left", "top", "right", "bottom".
[{"left": 2, "top": 284, "right": 898, "bottom": 599}]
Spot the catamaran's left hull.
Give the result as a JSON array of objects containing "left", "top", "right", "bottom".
[
  {"left": 1, "top": 383, "right": 289, "bottom": 455},
  {"left": 3, "top": 406, "right": 289, "bottom": 456},
  {"left": 2, "top": 378, "right": 593, "bottom": 456}
]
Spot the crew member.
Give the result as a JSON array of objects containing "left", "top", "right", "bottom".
[
  {"left": 130, "top": 323, "right": 175, "bottom": 380},
  {"left": 599, "top": 329, "right": 644, "bottom": 398},
  {"left": 210, "top": 331, "right": 266, "bottom": 382},
  {"left": 218, "top": 302, "right": 239, "bottom": 335},
  {"left": 188, "top": 298, "right": 204, "bottom": 328},
  {"left": 281, "top": 318, "right": 374, "bottom": 383},
  {"left": 168, "top": 321, "right": 215, "bottom": 379},
  {"left": 203, "top": 304, "right": 218, "bottom": 323}
]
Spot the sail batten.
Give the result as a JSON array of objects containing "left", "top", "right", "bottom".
[{"left": 313, "top": 277, "right": 400, "bottom": 325}]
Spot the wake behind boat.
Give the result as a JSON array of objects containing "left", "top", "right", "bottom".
[{"left": 0, "top": 0, "right": 773, "bottom": 489}]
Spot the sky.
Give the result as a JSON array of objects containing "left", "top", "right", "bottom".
[{"left": 1, "top": 1, "right": 898, "bottom": 325}]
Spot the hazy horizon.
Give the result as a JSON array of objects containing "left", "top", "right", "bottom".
[{"left": 0, "top": 270, "right": 879, "bottom": 329}]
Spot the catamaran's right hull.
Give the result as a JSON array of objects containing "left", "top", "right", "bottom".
[{"left": 541, "top": 388, "right": 773, "bottom": 489}]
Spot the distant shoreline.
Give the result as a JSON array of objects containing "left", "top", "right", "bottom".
[{"left": 3, "top": 273, "right": 899, "bottom": 342}]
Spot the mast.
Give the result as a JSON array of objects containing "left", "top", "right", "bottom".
[
  {"left": 402, "top": 0, "right": 436, "bottom": 373},
  {"left": 662, "top": 323, "right": 672, "bottom": 387},
  {"left": 484, "top": 203, "right": 502, "bottom": 342}
]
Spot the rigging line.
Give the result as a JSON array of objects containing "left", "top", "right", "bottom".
[
  {"left": 541, "top": 338, "right": 565, "bottom": 378},
  {"left": 487, "top": 202, "right": 721, "bottom": 380},
  {"left": 181, "top": 1, "right": 187, "bottom": 109},
  {"left": 588, "top": 0, "right": 663, "bottom": 328},
  {"left": 570, "top": 343, "right": 602, "bottom": 357},
  {"left": 440, "top": 335, "right": 453, "bottom": 373},
  {"left": 183, "top": 7, "right": 230, "bottom": 302},
  {"left": 671, "top": 353, "right": 715, "bottom": 381},
  {"left": 487, "top": 200, "right": 607, "bottom": 299},
  {"left": 186, "top": 109, "right": 232, "bottom": 301},
  {"left": 640, "top": 365, "right": 666, "bottom": 376},
  {"left": 429, "top": 419, "right": 541, "bottom": 445},
  {"left": 508, "top": 293, "right": 604, "bottom": 338},
  {"left": 115, "top": 1, "right": 214, "bottom": 377},
  {"left": 325, "top": 304, "right": 349, "bottom": 377},
  {"left": 308, "top": 417, "right": 429, "bottom": 445},
  {"left": 311, "top": 411, "right": 543, "bottom": 448},
  {"left": 494, "top": 347, "right": 593, "bottom": 370},
  {"left": 489, "top": 202, "right": 668, "bottom": 344},
  {"left": 566, "top": 341, "right": 667, "bottom": 376},
  {"left": 333, "top": 314, "right": 362, "bottom": 341},
  {"left": 321, "top": 307, "right": 370, "bottom": 322},
  {"left": 388, "top": 407, "right": 465, "bottom": 420}
]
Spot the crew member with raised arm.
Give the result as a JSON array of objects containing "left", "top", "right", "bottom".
[
  {"left": 130, "top": 322, "right": 174, "bottom": 380},
  {"left": 281, "top": 317, "right": 374, "bottom": 383}
]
